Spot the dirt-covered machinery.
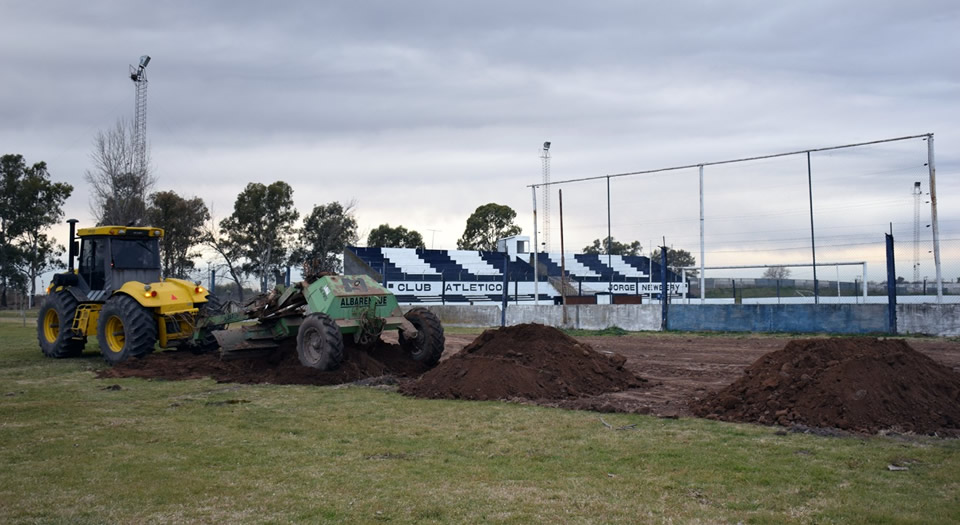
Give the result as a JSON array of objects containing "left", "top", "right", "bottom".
[
  {"left": 195, "top": 274, "right": 444, "bottom": 370},
  {"left": 38, "top": 220, "right": 218, "bottom": 364}
]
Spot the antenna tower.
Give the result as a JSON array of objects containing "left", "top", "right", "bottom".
[
  {"left": 540, "top": 141, "right": 551, "bottom": 253},
  {"left": 129, "top": 55, "right": 151, "bottom": 177},
  {"left": 913, "top": 181, "right": 921, "bottom": 283}
]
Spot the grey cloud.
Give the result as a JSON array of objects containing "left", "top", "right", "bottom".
[{"left": 1, "top": 1, "right": 958, "bottom": 259}]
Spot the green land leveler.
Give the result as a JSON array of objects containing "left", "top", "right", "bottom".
[{"left": 197, "top": 274, "right": 444, "bottom": 370}]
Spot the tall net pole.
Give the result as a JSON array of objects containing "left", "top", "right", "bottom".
[{"left": 540, "top": 142, "right": 551, "bottom": 253}]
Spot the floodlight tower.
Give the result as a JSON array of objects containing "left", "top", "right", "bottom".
[
  {"left": 913, "top": 181, "right": 922, "bottom": 283},
  {"left": 129, "top": 55, "right": 151, "bottom": 177},
  {"left": 540, "top": 141, "right": 551, "bottom": 253}
]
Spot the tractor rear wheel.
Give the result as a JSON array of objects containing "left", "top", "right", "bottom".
[
  {"left": 399, "top": 307, "right": 445, "bottom": 367},
  {"left": 37, "top": 291, "right": 85, "bottom": 358},
  {"left": 296, "top": 313, "right": 344, "bottom": 370},
  {"left": 97, "top": 294, "right": 158, "bottom": 365}
]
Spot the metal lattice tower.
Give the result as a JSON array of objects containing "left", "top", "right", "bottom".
[
  {"left": 129, "top": 55, "right": 151, "bottom": 177},
  {"left": 540, "top": 141, "right": 551, "bottom": 253},
  {"left": 913, "top": 181, "right": 922, "bottom": 283}
]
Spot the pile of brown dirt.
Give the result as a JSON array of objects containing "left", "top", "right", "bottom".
[
  {"left": 398, "top": 323, "right": 644, "bottom": 401},
  {"left": 690, "top": 337, "right": 960, "bottom": 435},
  {"left": 96, "top": 340, "right": 430, "bottom": 385}
]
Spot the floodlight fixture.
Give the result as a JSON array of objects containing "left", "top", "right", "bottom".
[
  {"left": 543, "top": 141, "right": 551, "bottom": 150},
  {"left": 139, "top": 55, "right": 151, "bottom": 68}
]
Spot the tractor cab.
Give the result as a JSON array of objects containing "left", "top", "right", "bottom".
[{"left": 74, "top": 226, "right": 163, "bottom": 299}]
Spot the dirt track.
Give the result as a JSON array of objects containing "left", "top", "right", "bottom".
[
  {"left": 441, "top": 333, "right": 960, "bottom": 417},
  {"left": 99, "top": 330, "right": 960, "bottom": 421}
]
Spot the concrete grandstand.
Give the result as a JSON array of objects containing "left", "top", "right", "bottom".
[{"left": 345, "top": 237, "right": 684, "bottom": 305}]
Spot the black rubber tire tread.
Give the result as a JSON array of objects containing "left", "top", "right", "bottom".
[
  {"left": 400, "top": 307, "right": 445, "bottom": 368},
  {"left": 97, "top": 294, "right": 158, "bottom": 365},
  {"left": 296, "top": 313, "right": 345, "bottom": 371},
  {"left": 191, "top": 293, "right": 226, "bottom": 354},
  {"left": 37, "top": 291, "right": 85, "bottom": 358}
]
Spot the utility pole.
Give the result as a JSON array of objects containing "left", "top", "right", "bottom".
[{"left": 913, "top": 181, "right": 921, "bottom": 284}]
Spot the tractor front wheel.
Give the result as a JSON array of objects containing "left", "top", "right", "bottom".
[
  {"left": 399, "top": 307, "right": 445, "bottom": 367},
  {"left": 37, "top": 291, "right": 85, "bottom": 358},
  {"left": 296, "top": 313, "right": 344, "bottom": 371},
  {"left": 97, "top": 294, "right": 158, "bottom": 365}
]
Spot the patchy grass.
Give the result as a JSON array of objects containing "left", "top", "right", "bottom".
[
  {"left": 439, "top": 325, "right": 487, "bottom": 335},
  {"left": 1, "top": 323, "right": 958, "bottom": 524},
  {"left": 563, "top": 326, "right": 631, "bottom": 337}
]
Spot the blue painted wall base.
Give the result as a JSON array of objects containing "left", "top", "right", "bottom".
[{"left": 667, "top": 304, "right": 890, "bottom": 334}]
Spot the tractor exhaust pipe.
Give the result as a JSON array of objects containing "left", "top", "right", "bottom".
[{"left": 67, "top": 219, "right": 79, "bottom": 272}]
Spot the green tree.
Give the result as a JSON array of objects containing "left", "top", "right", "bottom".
[
  {"left": 651, "top": 247, "right": 697, "bottom": 279},
  {"left": 219, "top": 181, "right": 299, "bottom": 293},
  {"left": 456, "top": 203, "right": 521, "bottom": 251},
  {"left": 367, "top": 224, "right": 424, "bottom": 249},
  {"left": 84, "top": 119, "right": 156, "bottom": 226},
  {"left": 20, "top": 235, "right": 65, "bottom": 304},
  {"left": 0, "top": 154, "right": 73, "bottom": 305},
  {"left": 582, "top": 237, "right": 642, "bottom": 256},
  {"left": 294, "top": 201, "right": 358, "bottom": 274},
  {"left": 146, "top": 191, "right": 210, "bottom": 278}
]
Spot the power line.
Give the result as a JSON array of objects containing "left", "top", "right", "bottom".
[{"left": 528, "top": 133, "right": 931, "bottom": 189}]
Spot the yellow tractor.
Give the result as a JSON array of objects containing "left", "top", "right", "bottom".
[{"left": 38, "top": 219, "right": 218, "bottom": 364}]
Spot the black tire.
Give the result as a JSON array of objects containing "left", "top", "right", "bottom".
[
  {"left": 190, "top": 293, "right": 226, "bottom": 354},
  {"left": 296, "top": 313, "right": 344, "bottom": 371},
  {"left": 97, "top": 294, "right": 158, "bottom": 365},
  {"left": 37, "top": 291, "right": 85, "bottom": 358},
  {"left": 399, "top": 307, "right": 445, "bottom": 368}
]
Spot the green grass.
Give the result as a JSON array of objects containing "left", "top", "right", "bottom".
[
  {"left": 2, "top": 324, "right": 958, "bottom": 523},
  {"left": 0, "top": 309, "right": 37, "bottom": 319}
]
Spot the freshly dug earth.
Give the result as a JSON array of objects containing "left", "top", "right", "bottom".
[
  {"left": 399, "top": 323, "right": 644, "bottom": 401},
  {"left": 691, "top": 337, "right": 960, "bottom": 435},
  {"left": 97, "top": 340, "right": 430, "bottom": 385}
]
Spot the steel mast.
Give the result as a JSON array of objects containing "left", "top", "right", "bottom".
[{"left": 129, "top": 55, "right": 151, "bottom": 178}]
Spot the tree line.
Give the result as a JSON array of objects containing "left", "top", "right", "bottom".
[{"left": 2, "top": 117, "right": 695, "bottom": 306}]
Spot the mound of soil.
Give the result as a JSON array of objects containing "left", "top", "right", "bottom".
[
  {"left": 398, "top": 323, "right": 644, "bottom": 401},
  {"left": 690, "top": 337, "right": 960, "bottom": 435},
  {"left": 96, "top": 340, "right": 430, "bottom": 385}
]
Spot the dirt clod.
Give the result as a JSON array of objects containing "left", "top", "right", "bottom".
[
  {"left": 690, "top": 337, "right": 960, "bottom": 435},
  {"left": 398, "top": 323, "right": 644, "bottom": 401}
]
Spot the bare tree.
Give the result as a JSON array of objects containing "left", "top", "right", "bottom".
[
  {"left": 84, "top": 119, "right": 156, "bottom": 226},
  {"left": 762, "top": 265, "right": 791, "bottom": 280},
  {"left": 202, "top": 211, "right": 248, "bottom": 302}
]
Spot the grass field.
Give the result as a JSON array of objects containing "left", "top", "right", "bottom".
[{"left": 1, "top": 323, "right": 959, "bottom": 524}]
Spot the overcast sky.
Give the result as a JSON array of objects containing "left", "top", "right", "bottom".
[{"left": 2, "top": 1, "right": 958, "bottom": 280}]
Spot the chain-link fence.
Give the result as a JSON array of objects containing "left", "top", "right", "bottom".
[{"left": 534, "top": 134, "right": 958, "bottom": 305}]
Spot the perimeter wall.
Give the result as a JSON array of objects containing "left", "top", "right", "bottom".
[{"left": 412, "top": 304, "right": 959, "bottom": 336}]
